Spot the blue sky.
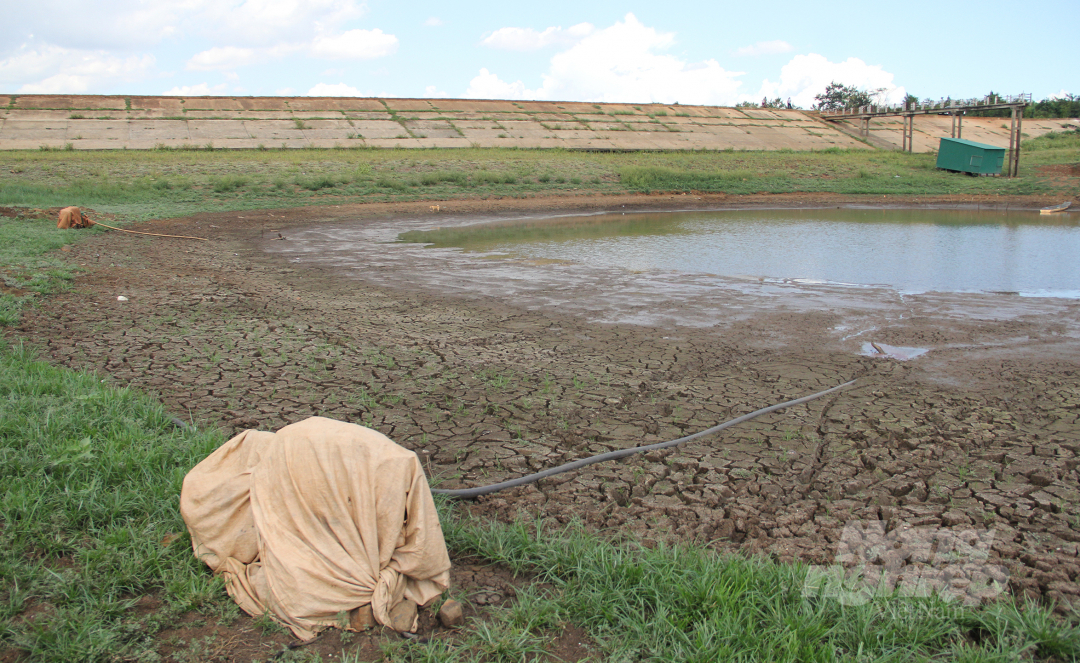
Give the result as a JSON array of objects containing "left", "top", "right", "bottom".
[{"left": 1, "top": 0, "right": 1075, "bottom": 108}]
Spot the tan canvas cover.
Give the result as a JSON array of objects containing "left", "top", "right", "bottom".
[
  {"left": 180, "top": 417, "right": 451, "bottom": 639},
  {"left": 57, "top": 206, "right": 91, "bottom": 229}
]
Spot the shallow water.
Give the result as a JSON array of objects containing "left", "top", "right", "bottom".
[{"left": 401, "top": 208, "right": 1080, "bottom": 298}]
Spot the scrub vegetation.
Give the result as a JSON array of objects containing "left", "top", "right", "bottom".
[{"left": 1, "top": 133, "right": 1077, "bottom": 221}]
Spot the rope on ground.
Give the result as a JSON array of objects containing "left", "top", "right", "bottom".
[
  {"left": 92, "top": 220, "right": 208, "bottom": 241},
  {"left": 432, "top": 379, "right": 858, "bottom": 499}
]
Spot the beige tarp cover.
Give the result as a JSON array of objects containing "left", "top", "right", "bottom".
[
  {"left": 56, "top": 206, "right": 91, "bottom": 229},
  {"left": 180, "top": 417, "right": 451, "bottom": 639}
]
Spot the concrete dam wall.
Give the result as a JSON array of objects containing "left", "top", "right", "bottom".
[{"left": 1, "top": 95, "right": 1073, "bottom": 152}]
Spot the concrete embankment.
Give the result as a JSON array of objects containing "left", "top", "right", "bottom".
[{"left": 0, "top": 94, "right": 1072, "bottom": 151}]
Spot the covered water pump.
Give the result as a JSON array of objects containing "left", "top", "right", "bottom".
[
  {"left": 180, "top": 417, "right": 451, "bottom": 639},
  {"left": 56, "top": 206, "right": 93, "bottom": 229}
]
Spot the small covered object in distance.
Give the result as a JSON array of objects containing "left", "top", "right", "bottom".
[{"left": 57, "top": 206, "right": 93, "bottom": 229}]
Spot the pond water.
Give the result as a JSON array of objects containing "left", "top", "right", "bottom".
[{"left": 400, "top": 208, "right": 1080, "bottom": 298}]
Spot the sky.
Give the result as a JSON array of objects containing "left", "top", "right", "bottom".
[{"left": 1, "top": 0, "right": 1076, "bottom": 109}]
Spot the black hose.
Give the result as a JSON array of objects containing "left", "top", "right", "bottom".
[
  {"left": 169, "top": 415, "right": 192, "bottom": 430},
  {"left": 432, "top": 379, "right": 856, "bottom": 499}
]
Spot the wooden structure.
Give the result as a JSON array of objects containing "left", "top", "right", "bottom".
[{"left": 820, "top": 94, "right": 1030, "bottom": 177}]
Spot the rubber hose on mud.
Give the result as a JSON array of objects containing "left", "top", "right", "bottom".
[{"left": 432, "top": 379, "right": 857, "bottom": 499}]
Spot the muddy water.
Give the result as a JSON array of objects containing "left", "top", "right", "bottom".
[{"left": 402, "top": 208, "right": 1080, "bottom": 298}]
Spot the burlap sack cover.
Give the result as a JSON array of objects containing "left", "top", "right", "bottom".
[
  {"left": 57, "top": 206, "right": 88, "bottom": 229},
  {"left": 180, "top": 417, "right": 450, "bottom": 639}
]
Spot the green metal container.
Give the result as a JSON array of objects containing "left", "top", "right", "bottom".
[{"left": 935, "top": 137, "right": 1006, "bottom": 175}]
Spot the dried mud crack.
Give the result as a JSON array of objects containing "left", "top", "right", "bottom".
[{"left": 8, "top": 196, "right": 1080, "bottom": 627}]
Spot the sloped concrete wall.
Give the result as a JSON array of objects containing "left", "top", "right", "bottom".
[{"left": 0, "top": 95, "right": 1073, "bottom": 151}]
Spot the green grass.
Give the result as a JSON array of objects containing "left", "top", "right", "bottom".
[
  {"left": 0, "top": 216, "right": 94, "bottom": 325},
  {"left": 432, "top": 515, "right": 1080, "bottom": 662},
  {"left": 615, "top": 142, "right": 1069, "bottom": 195},
  {"left": 0, "top": 340, "right": 229, "bottom": 662},
  {"left": 1, "top": 136, "right": 1075, "bottom": 221}
]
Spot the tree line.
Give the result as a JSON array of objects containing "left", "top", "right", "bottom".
[{"left": 738, "top": 82, "right": 1078, "bottom": 118}]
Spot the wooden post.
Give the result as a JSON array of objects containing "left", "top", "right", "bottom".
[
  {"left": 902, "top": 114, "right": 914, "bottom": 152},
  {"left": 1009, "top": 106, "right": 1023, "bottom": 177},
  {"left": 951, "top": 114, "right": 957, "bottom": 138},
  {"left": 957, "top": 114, "right": 962, "bottom": 139},
  {"left": 1007, "top": 106, "right": 1018, "bottom": 177}
]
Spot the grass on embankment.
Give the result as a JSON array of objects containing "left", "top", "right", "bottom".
[
  {"left": 618, "top": 130, "right": 1080, "bottom": 196},
  {"left": 1, "top": 130, "right": 1076, "bottom": 221},
  {"left": 2, "top": 220, "right": 1079, "bottom": 661},
  {"left": 2, "top": 341, "right": 1079, "bottom": 663}
]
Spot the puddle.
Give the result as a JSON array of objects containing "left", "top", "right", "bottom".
[
  {"left": 861, "top": 342, "right": 929, "bottom": 360},
  {"left": 400, "top": 208, "right": 1080, "bottom": 298},
  {"left": 262, "top": 211, "right": 1080, "bottom": 334}
]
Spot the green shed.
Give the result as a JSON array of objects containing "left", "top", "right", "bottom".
[{"left": 935, "top": 137, "right": 1005, "bottom": 175}]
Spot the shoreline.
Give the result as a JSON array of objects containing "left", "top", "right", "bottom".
[{"left": 8, "top": 193, "right": 1080, "bottom": 613}]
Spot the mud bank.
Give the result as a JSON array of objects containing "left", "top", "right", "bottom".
[{"left": 10, "top": 193, "right": 1080, "bottom": 613}]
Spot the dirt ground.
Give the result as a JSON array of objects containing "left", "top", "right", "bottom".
[{"left": 6, "top": 192, "right": 1080, "bottom": 659}]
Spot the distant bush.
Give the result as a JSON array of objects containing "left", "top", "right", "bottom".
[
  {"left": 419, "top": 171, "right": 468, "bottom": 186},
  {"left": 1022, "top": 128, "right": 1080, "bottom": 151},
  {"left": 472, "top": 171, "right": 517, "bottom": 185},
  {"left": 294, "top": 174, "right": 340, "bottom": 191},
  {"left": 209, "top": 174, "right": 249, "bottom": 193},
  {"left": 375, "top": 177, "right": 409, "bottom": 191},
  {"left": 619, "top": 166, "right": 759, "bottom": 191}
]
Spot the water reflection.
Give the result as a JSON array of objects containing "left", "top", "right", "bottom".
[{"left": 399, "top": 209, "right": 1080, "bottom": 297}]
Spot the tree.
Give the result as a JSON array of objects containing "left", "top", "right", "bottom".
[
  {"left": 968, "top": 91, "right": 1080, "bottom": 119},
  {"left": 814, "top": 82, "right": 876, "bottom": 111}
]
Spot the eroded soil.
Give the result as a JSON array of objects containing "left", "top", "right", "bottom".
[{"left": 6, "top": 192, "right": 1080, "bottom": 660}]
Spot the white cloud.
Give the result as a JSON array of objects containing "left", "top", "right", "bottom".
[
  {"left": 0, "top": 45, "right": 156, "bottom": 93},
  {"left": 481, "top": 23, "right": 594, "bottom": 51},
  {"left": 186, "top": 46, "right": 262, "bottom": 71},
  {"left": 185, "top": 28, "right": 395, "bottom": 71},
  {"left": 467, "top": 14, "right": 743, "bottom": 105},
  {"left": 425, "top": 85, "right": 448, "bottom": 98},
  {"left": 755, "top": 53, "right": 905, "bottom": 109},
  {"left": 424, "top": 17, "right": 443, "bottom": 27},
  {"left": 733, "top": 40, "right": 793, "bottom": 57},
  {"left": 310, "top": 29, "right": 398, "bottom": 59},
  {"left": 1049, "top": 89, "right": 1073, "bottom": 99},
  {"left": 306, "top": 82, "right": 366, "bottom": 96},
  {"left": 195, "top": 0, "right": 367, "bottom": 47},
  {"left": 276, "top": 87, "right": 296, "bottom": 95},
  {"left": 465, "top": 68, "right": 541, "bottom": 99},
  {"left": 2, "top": 0, "right": 367, "bottom": 52},
  {"left": 162, "top": 83, "right": 227, "bottom": 96},
  {"left": 2, "top": 0, "right": 378, "bottom": 92}
]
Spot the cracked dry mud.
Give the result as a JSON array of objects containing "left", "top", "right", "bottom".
[{"left": 11, "top": 194, "right": 1080, "bottom": 615}]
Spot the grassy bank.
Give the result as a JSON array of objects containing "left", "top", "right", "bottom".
[{"left": 1, "top": 132, "right": 1076, "bottom": 221}]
